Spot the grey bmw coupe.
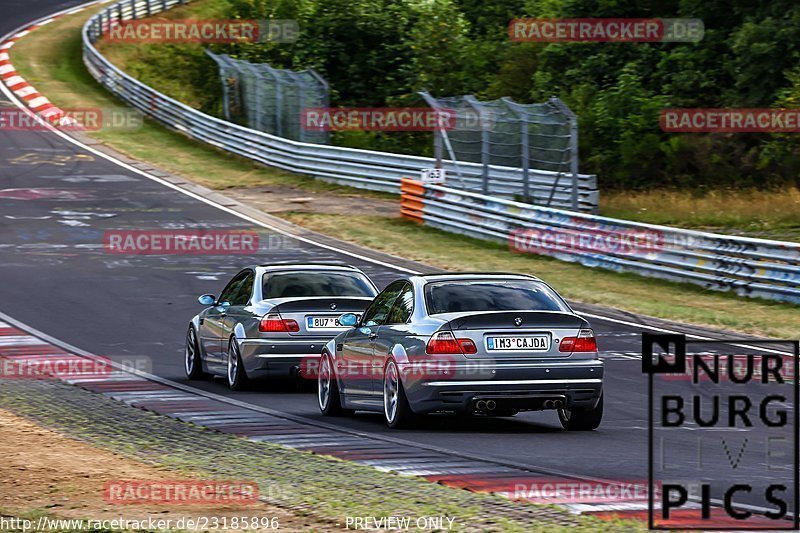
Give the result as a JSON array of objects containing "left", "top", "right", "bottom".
[
  {"left": 317, "top": 273, "right": 604, "bottom": 429},
  {"left": 185, "top": 263, "right": 378, "bottom": 390}
]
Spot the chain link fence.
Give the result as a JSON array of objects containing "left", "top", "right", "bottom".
[
  {"left": 207, "top": 51, "right": 329, "bottom": 144},
  {"left": 420, "top": 91, "right": 579, "bottom": 208}
]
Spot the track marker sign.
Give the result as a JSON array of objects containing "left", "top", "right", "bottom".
[
  {"left": 643, "top": 333, "right": 799, "bottom": 530},
  {"left": 420, "top": 168, "right": 446, "bottom": 184}
]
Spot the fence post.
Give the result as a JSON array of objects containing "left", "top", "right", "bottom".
[
  {"left": 502, "top": 97, "right": 531, "bottom": 204},
  {"left": 464, "top": 95, "right": 489, "bottom": 195},
  {"left": 549, "top": 97, "right": 579, "bottom": 211},
  {"left": 245, "top": 63, "right": 263, "bottom": 131}
]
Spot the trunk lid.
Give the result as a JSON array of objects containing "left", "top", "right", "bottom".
[{"left": 271, "top": 297, "right": 373, "bottom": 336}]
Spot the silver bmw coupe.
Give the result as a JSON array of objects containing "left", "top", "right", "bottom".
[
  {"left": 185, "top": 263, "right": 378, "bottom": 390},
  {"left": 318, "top": 273, "right": 604, "bottom": 429}
]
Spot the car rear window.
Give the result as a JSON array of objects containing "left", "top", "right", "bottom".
[
  {"left": 263, "top": 271, "right": 376, "bottom": 299},
  {"left": 424, "top": 280, "right": 568, "bottom": 314}
]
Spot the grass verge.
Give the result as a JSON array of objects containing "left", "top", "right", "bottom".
[{"left": 6, "top": 6, "right": 799, "bottom": 338}]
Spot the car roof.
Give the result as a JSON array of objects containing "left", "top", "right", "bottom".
[
  {"left": 415, "top": 272, "right": 542, "bottom": 283},
  {"left": 253, "top": 263, "right": 365, "bottom": 273}
]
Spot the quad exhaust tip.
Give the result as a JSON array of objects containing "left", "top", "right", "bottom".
[
  {"left": 543, "top": 399, "right": 564, "bottom": 409},
  {"left": 474, "top": 400, "right": 496, "bottom": 412}
]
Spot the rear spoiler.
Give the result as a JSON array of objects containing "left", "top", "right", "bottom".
[
  {"left": 272, "top": 297, "right": 374, "bottom": 313},
  {"left": 442, "top": 311, "right": 589, "bottom": 331}
]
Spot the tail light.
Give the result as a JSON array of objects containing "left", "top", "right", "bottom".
[
  {"left": 559, "top": 329, "right": 597, "bottom": 353},
  {"left": 426, "top": 331, "right": 477, "bottom": 355},
  {"left": 259, "top": 313, "right": 299, "bottom": 332}
]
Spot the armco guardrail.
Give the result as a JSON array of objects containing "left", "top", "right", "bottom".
[
  {"left": 400, "top": 179, "right": 800, "bottom": 305},
  {"left": 81, "top": 0, "right": 598, "bottom": 212}
]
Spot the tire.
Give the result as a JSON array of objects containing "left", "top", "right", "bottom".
[
  {"left": 318, "top": 352, "right": 352, "bottom": 416},
  {"left": 184, "top": 326, "right": 205, "bottom": 380},
  {"left": 383, "top": 360, "right": 415, "bottom": 429},
  {"left": 558, "top": 394, "right": 603, "bottom": 431},
  {"left": 226, "top": 338, "right": 249, "bottom": 391}
]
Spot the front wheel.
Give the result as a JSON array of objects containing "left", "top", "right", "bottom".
[
  {"left": 558, "top": 394, "right": 603, "bottom": 431},
  {"left": 226, "top": 338, "right": 249, "bottom": 391},
  {"left": 184, "top": 327, "right": 205, "bottom": 380},
  {"left": 383, "top": 360, "right": 415, "bottom": 429},
  {"left": 318, "top": 353, "right": 352, "bottom": 416}
]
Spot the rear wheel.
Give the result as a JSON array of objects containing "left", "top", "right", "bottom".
[
  {"left": 226, "top": 338, "right": 249, "bottom": 391},
  {"left": 558, "top": 394, "right": 603, "bottom": 431},
  {"left": 318, "top": 353, "right": 352, "bottom": 416},
  {"left": 184, "top": 327, "right": 205, "bottom": 380},
  {"left": 383, "top": 360, "right": 415, "bottom": 429}
]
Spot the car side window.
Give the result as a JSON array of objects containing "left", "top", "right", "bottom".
[
  {"left": 386, "top": 283, "right": 413, "bottom": 324},
  {"left": 231, "top": 271, "right": 254, "bottom": 306},
  {"left": 218, "top": 271, "right": 248, "bottom": 304},
  {"left": 361, "top": 282, "right": 405, "bottom": 327}
]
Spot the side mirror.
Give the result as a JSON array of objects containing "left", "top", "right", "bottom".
[
  {"left": 198, "top": 294, "right": 216, "bottom": 306},
  {"left": 338, "top": 313, "right": 358, "bottom": 327}
]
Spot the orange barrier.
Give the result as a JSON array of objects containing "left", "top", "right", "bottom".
[{"left": 400, "top": 178, "right": 425, "bottom": 223}]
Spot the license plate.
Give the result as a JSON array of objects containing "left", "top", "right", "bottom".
[
  {"left": 307, "top": 316, "right": 350, "bottom": 329},
  {"left": 486, "top": 335, "right": 550, "bottom": 351}
]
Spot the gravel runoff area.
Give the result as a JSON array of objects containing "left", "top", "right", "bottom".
[{"left": 0, "top": 378, "right": 639, "bottom": 532}]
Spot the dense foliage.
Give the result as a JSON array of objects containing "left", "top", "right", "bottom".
[{"left": 207, "top": 0, "right": 800, "bottom": 189}]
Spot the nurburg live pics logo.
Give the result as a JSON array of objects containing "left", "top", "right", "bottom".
[{"left": 642, "top": 333, "right": 800, "bottom": 530}]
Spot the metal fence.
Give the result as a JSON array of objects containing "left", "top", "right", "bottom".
[
  {"left": 420, "top": 92, "right": 579, "bottom": 207},
  {"left": 81, "top": 0, "right": 598, "bottom": 211},
  {"left": 79, "top": 0, "right": 800, "bottom": 304},
  {"left": 400, "top": 179, "right": 800, "bottom": 305},
  {"left": 206, "top": 51, "right": 329, "bottom": 144}
]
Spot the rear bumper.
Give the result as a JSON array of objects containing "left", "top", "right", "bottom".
[
  {"left": 399, "top": 359, "right": 603, "bottom": 414},
  {"left": 239, "top": 338, "right": 325, "bottom": 379}
]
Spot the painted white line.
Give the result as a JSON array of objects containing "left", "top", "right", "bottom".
[
  {"left": 0, "top": 335, "right": 48, "bottom": 347},
  {"left": 0, "top": 321, "right": 11, "bottom": 328},
  {"left": 27, "top": 96, "right": 49, "bottom": 108},
  {"left": 4, "top": 75, "right": 24, "bottom": 86},
  {"left": 13, "top": 85, "right": 37, "bottom": 97},
  {"left": 37, "top": 18, "right": 55, "bottom": 26},
  {"left": 581, "top": 311, "right": 792, "bottom": 356},
  {"left": 0, "top": 52, "right": 9, "bottom": 61},
  {"left": 0, "top": 42, "right": 14, "bottom": 50},
  {"left": 13, "top": 31, "right": 30, "bottom": 39}
]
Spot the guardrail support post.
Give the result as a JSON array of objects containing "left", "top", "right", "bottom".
[{"left": 520, "top": 116, "right": 530, "bottom": 203}]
